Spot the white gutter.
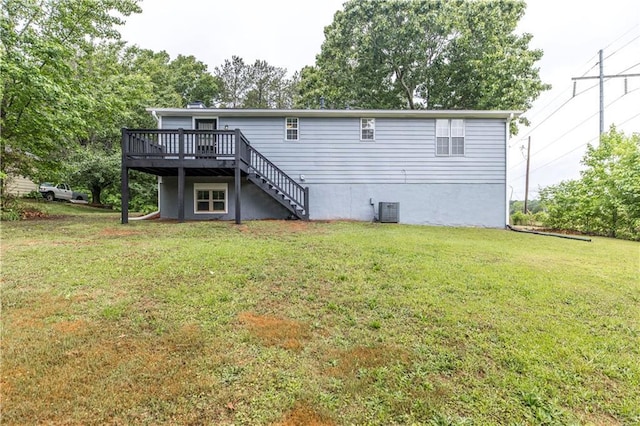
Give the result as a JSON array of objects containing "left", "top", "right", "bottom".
[
  {"left": 505, "top": 112, "right": 515, "bottom": 228},
  {"left": 146, "top": 108, "right": 522, "bottom": 120}
]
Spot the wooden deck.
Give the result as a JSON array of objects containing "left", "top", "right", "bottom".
[{"left": 121, "top": 128, "right": 309, "bottom": 223}]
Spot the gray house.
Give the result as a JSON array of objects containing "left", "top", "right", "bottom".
[{"left": 121, "top": 108, "right": 518, "bottom": 227}]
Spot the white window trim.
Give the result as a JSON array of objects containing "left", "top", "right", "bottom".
[
  {"left": 450, "top": 119, "right": 465, "bottom": 157},
  {"left": 191, "top": 115, "right": 220, "bottom": 130},
  {"left": 360, "top": 118, "right": 375, "bottom": 141},
  {"left": 192, "top": 116, "right": 218, "bottom": 130},
  {"left": 435, "top": 119, "right": 465, "bottom": 157},
  {"left": 285, "top": 117, "right": 299, "bottom": 141},
  {"left": 193, "top": 183, "right": 228, "bottom": 214}
]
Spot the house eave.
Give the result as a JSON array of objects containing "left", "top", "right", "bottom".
[{"left": 146, "top": 108, "right": 522, "bottom": 120}]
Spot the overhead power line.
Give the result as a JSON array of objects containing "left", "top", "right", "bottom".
[
  {"left": 602, "top": 25, "right": 639, "bottom": 51},
  {"left": 603, "top": 33, "right": 640, "bottom": 60},
  {"left": 618, "top": 61, "right": 640, "bottom": 75},
  {"left": 520, "top": 27, "right": 639, "bottom": 134},
  {"left": 571, "top": 47, "right": 640, "bottom": 135},
  {"left": 509, "top": 87, "right": 639, "bottom": 172},
  {"left": 520, "top": 53, "right": 601, "bottom": 126},
  {"left": 510, "top": 110, "right": 640, "bottom": 183}
]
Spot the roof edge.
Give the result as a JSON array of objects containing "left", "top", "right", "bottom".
[{"left": 146, "top": 108, "right": 522, "bottom": 119}]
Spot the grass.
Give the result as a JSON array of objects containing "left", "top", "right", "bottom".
[{"left": 2, "top": 201, "right": 639, "bottom": 425}]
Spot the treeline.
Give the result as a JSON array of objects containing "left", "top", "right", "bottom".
[
  {"left": 2, "top": 0, "right": 549, "bottom": 212},
  {"left": 0, "top": 0, "right": 301, "bottom": 209}
]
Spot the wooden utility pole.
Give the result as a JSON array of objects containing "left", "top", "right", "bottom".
[{"left": 523, "top": 136, "right": 531, "bottom": 214}]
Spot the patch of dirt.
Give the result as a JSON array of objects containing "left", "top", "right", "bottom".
[
  {"left": 21, "top": 208, "right": 49, "bottom": 220},
  {"left": 6, "top": 295, "right": 73, "bottom": 328},
  {"left": 284, "top": 221, "right": 309, "bottom": 232},
  {"left": 52, "top": 319, "right": 88, "bottom": 334},
  {"left": 99, "top": 228, "right": 141, "bottom": 237},
  {"left": 274, "top": 402, "right": 336, "bottom": 426},
  {"left": 575, "top": 410, "right": 622, "bottom": 426},
  {"left": 238, "top": 312, "right": 309, "bottom": 350},
  {"left": 326, "top": 344, "right": 410, "bottom": 376}
]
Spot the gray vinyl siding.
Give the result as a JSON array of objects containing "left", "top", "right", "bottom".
[
  {"left": 214, "top": 117, "right": 506, "bottom": 185},
  {"left": 161, "top": 116, "right": 192, "bottom": 129}
]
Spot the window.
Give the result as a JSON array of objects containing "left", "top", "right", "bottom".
[
  {"left": 436, "top": 119, "right": 465, "bottom": 156},
  {"left": 194, "top": 183, "right": 228, "bottom": 214},
  {"left": 361, "top": 118, "right": 375, "bottom": 140},
  {"left": 285, "top": 117, "right": 298, "bottom": 141}
]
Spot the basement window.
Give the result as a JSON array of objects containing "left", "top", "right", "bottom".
[
  {"left": 285, "top": 117, "right": 299, "bottom": 141},
  {"left": 194, "top": 183, "right": 228, "bottom": 214},
  {"left": 436, "top": 119, "right": 465, "bottom": 156}
]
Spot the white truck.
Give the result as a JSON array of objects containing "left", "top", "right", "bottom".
[{"left": 39, "top": 183, "right": 89, "bottom": 202}]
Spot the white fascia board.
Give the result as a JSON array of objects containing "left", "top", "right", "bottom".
[{"left": 146, "top": 108, "right": 522, "bottom": 120}]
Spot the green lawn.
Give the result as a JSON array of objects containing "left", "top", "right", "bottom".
[{"left": 2, "top": 202, "right": 639, "bottom": 425}]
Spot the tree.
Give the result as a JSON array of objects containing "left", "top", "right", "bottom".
[
  {"left": 297, "top": 0, "right": 548, "bottom": 131},
  {"left": 125, "top": 48, "right": 183, "bottom": 109},
  {"left": 1, "top": 0, "right": 142, "bottom": 181},
  {"left": 68, "top": 146, "right": 120, "bottom": 205},
  {"left": 167, "top": 54, "right": 220, "bottom": 107},
  {"left": 244, "top": 60, "right": 286, "bottom": 108},
  {"left": 213, "top": 56, "right": 296, "bottom": 108},
  {"left": 214, "top": 56, "right": 252, "bottom": 108},
  {"left": 540, "top": 128, "right": 640, "bottom": 240}
]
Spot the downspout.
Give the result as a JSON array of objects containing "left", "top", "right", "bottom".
[{"left": 505, "top": 113, "right": 514, "bottom": 228}]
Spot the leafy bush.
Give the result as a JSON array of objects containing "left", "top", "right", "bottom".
[
  {"left": 23, "top": 190, "right": 42, "bottom": 199},
  {"left": 1, "top": 196, "right": 46, "bottom": 221},
  {"left": 539, "top": 128, "right": 640, "bottom": 240},
  {"left": 510, "top": 211, "right": 538, "bottom": 226}
]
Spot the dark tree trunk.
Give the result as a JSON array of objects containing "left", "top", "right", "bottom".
[{"left": 91, "top": 187, "right": 102, "bottom": 205}]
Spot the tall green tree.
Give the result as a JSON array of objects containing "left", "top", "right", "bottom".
[
  {"left": 125, "top": 48, "right": 183, "bottom": 109},
  {"left": 167, "top": 54, "right": 220, "bottom": 107},
  {"left": 245, "top": 60, "right": 286, "bottom": 108},
  {"left": 0, "top": 0, "right": 142, "bottom": 182},
  {"left": 214, "top": 56, "right": 251, "bottom": 108},
  {"left": 298, "top": 0, "right": 548, "bottom": 131},
  {"left": 540, "top": 128, "right": 640, "bottom": 240},
  {"left": 214, "top": 56, "right": 296, "bottom": 108}
]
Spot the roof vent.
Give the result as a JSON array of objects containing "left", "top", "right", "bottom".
[{"left": 187, "top": 101, "right": 206, "bottom": 109}]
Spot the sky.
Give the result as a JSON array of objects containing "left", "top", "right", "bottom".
[{"left": 119, "top": 0, "right": 640, "bottom": 200}]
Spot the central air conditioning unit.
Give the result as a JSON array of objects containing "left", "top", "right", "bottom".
[{"left": 378, "top": 202, "right": 399, "bottom": 223}]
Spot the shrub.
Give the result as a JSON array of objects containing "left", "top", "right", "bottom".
[{"left": 510, "top": 211, "right": 538, "bottom": 226}]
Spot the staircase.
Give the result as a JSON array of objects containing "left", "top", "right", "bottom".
[
  {"left": 122, "top": 128, "right": 310, "bottom": 221},
  {"left": 246, "top": 144, "right": 309, "bottom": 220}
]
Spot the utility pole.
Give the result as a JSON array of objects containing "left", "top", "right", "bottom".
[
  {"left": 599, "top": 49, "right": 604, "bottom": 135},
  {"left": 523, "top": 136, "right": 531, "bottom": 214},
  {"left": 571, "top": 49, "right": 640, "bottom": 137}
]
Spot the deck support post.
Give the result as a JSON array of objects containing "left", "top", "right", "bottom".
[
  {"left": 177, "top": 128, "right": 185, "bottom": 223},
  {"left": 178, "top": 166, "right": 185, "bottom": 223},
  {"left": 234, "top": 129, "right": 242, "bottom": 224},
  {"left": 121, "top": 128, "right": 129, "bottom": 224},
  {"left": 304, "top": 187, "right": 310, "bottom": 220}
]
